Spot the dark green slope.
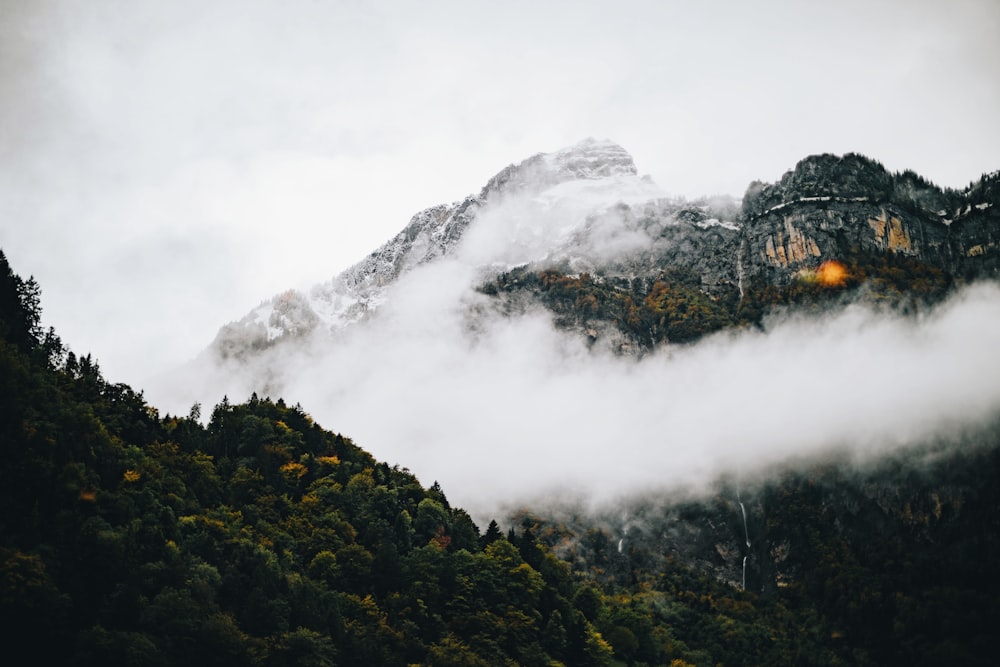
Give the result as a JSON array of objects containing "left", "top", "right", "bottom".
[
  {"left": 0, "top": 250, "right": 615, "bottom": 666},
  {"left": 515, "top": 434, "right": 1000, "bottom": 666}
]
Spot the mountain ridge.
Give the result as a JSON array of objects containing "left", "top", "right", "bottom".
[{"left": 208, "top": 141, "right": 999, "bottom": 364}]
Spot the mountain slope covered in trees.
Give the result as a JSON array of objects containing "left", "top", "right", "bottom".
[{"left": 0, "top": 250, "right": 624, "bottom": 665}]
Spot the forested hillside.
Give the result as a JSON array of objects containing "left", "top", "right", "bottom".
[
  {"left": 0, "top": 250, "right": 621, "bottom": 665},
  {"left": 2, "top": 248, "right": 998, "bottom": 666},
  {"left": 481, "top": 251, "right": 953, "bottom": 353}
]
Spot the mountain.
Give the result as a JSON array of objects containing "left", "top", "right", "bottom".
[
  {"left": 207, "top": 141, "right": 999, "bottom": 366},
  {"left": 208, "top": 139, "right": 743, "bottom": 361}
]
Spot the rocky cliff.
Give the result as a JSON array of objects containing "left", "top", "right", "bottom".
[{"left": 738, "top": 153, "right": 1000, "bottom": 287}]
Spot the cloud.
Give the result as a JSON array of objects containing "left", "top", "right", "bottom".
[
  {"left": 149, "top": 242, "right": 1000, "bottom": 522},
  {"left": 460, "top": 173, "right": 668, "bottom": 268}
]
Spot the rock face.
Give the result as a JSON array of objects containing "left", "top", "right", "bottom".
[
  {"left": 951, "top": 173, "right": 1000, "bottom": 278},
  {"left": 739, "top": 153, "right": 1000, "bottom": 287},
  {"left": 210, "top": 144, "right": 999, "bottom": 361}
]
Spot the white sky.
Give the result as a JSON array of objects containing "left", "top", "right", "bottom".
[{"left": 1, "top": 0, "right": 998, "bottom": 389}]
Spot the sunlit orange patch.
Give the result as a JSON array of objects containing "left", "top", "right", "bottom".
[
  {"left": 79, "top": 489, "right": 96, "bottom": 502},
  {"left": 815, "top": 260, "right": 848, "bottom": 287}
]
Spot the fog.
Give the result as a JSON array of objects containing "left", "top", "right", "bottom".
[
  {"left": 2, "top": 0, "right": 998, "bottom": 389},
  {"left": 149, "top": 244, "right": 1000, "bottom": 521}
]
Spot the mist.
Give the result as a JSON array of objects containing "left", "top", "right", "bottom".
[
  {"left": 3, "top": 0, "right": 998, "bottom": 393},
  {"left": 148, "top": 237, "right": 1000, "bottom": 521}
]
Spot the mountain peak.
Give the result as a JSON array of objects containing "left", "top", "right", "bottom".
[
  {"left": 546, "top": 137, "right": 637, "bottom": 179},
  {"left": 480, "top": 138, "right": 637, "bottom": 200}
]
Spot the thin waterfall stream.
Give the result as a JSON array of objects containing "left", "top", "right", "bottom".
[{"left": 738, "top": 486, "right": 750, "bottom": 591}]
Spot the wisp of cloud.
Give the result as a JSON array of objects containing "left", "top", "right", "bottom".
[{"left": 150, "top": 243, "right": 1000, "bottom": 522}]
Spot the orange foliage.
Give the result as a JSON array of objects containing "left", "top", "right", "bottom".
[
  {"left": 430, "top": 527, "right": 452, "bottom": 550},
  {"left": 280, "top": 461, "right": 308, "bottom": 480},
  {"left": 816, "top": 260, "right": 848, "bottom": 287}
]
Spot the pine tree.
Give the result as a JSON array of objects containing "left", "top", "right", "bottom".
[{"left": 480, "top": 519, "right": 503, "bottom": 549}]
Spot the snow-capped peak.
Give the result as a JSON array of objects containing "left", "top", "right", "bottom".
[
  {"left": 544, "top": 137, "right": 637, "bottom": 180},
  {"left": 479, "top": 138, "right": 637, "bottom": 201},
  {"left": 209, "top": 139, "right": 675, "bottom": 357}
]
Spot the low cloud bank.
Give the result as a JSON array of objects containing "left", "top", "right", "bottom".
[{"left": 150, "top": 264, "right": 1000, "bottom": 520}]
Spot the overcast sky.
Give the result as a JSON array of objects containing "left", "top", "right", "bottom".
[{"left": 1, "top": 0, "right": 998, "bottom": 389}]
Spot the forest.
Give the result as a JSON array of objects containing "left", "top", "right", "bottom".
[
  {"left": 481, "top": 251, "right": 953, "bottom": 353},
  {"left": 1, "top": 248, "right": 997, "bottom": 666}
]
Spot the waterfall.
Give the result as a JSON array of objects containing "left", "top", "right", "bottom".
[
  {"left": 736, "top": 236, "right": 747, "bottom": 299},
  {"left": 739, "top": 500, "right": 750, "bottom": 548},
  {"left": 618, "top": 512, "right": 629, "bottom": 554},
  {"left": 738, "top": 486, "right": 750, "bottom": 591}
]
